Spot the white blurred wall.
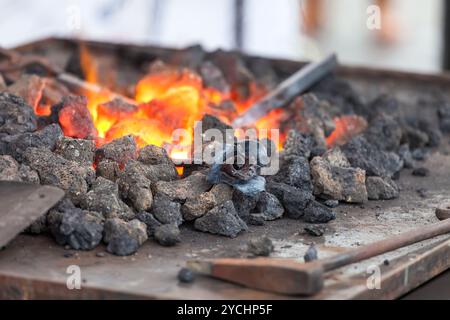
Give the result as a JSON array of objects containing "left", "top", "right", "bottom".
[{"left": 0, "top": 0, "right": 444, "bottom": 72}]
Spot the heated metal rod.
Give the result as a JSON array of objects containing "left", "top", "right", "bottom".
[{"left": 231, "top": 53, "right": 338, "bottom": 128}]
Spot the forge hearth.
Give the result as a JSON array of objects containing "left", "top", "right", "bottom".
[{"left": 1, "top": 38, "right": 450, "bottom": 264}]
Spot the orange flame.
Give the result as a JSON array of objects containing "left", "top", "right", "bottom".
[{"left": 76, "top": 47, "right": 285, "bottom": 161}]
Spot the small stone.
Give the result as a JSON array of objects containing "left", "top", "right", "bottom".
[
  {"left": 0, "top": 93, "right": 37, "bottom": 135},
  {"left": 342, "top": 136, "right": 403, "bottom": 178},
  {"left": 96, "top": 252, "right": 106, "bottom": 258},
  {"left": 310, "top": 156, "right": 368, "bottom": 203},
  {"left": 182, "top": 183, "right": 233, "bottom": 221},
  {"left": 254, "top": 191, "right": 284, "bottom": 220},
  {"left": 324, "top": 200, "right": 339, "bottom": 208},
  {"left": 303, "top": 200, "right": 336, "bottom": 223},
  {"left": 18, "top": 164, "right": 40, "bottom": 184},
  {"left": 266, "top": 181, "right": 313, "bottom": 219},
  {"left": 152, "top": 192, "right": 182, "bottom": 226},
  {"left": 96, "top": 159, "right": 120, "bottom": 182},
  {"left": 48, "top": 201, "right": 104, "bottom": 251},
  {"left": 366, "top": 176, "right": 399, "bottom": 200},
  {"left": 55, "top": 137, "right": 95, "bottom": 166},
  {"left": 282, "top": 130, "right": 313, "bottom": 159},
  {"left": 412, "top": 167, "right": 429, "bottom": 177},
  {"left": 247, "top": 236, "right": 274, "bottom": 257},
  {"left": 95, "top": 135, "right": 137, "bottom": 168},
  {"left": 118, "top": 161, "right": 153, "bottom": 212},
  {"left": 194, "top": 201, "right": 248, "bottom": 238},
  {"left": 138, "top": 144, "right": 173, "bottom": 165},
  {"left": 383, "top": 259, "right": 390, "bottom": 266},
  {"left": 304, "top": 244, "right": 318, "bottom": 262},
  {"left": 0, "top": 155, "right": 20, "bottom": 181},
  {"left": 103, "top": 218, "right": 148, "bottom": 256},
  {"left": 178, "top": 268, "right": 196, "bottom": 283},
  {"left": 2, "top": 124, "right": 63, "bottom": 161},
  {"left": 153, "top": 171, "right": 212, "bottom": 202},
  {"left": 304, "top": 225, "right": 325, "bottom": 237},
  {"left": 136, "top": 211, "right": 162, "bottom": 237},
  {"left": 154, "top": 224, "right": 181, "bottom": 247},
  {"left": 24, "top": 147, "right": 93, "bottom": 205},
  {"left": 247, "top": 214, "right": 266, "bottom": 226},
  {"left": 80, "top": 177, "right": 134, "bottom": 220}
]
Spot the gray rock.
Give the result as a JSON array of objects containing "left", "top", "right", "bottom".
[
  {"left": 274, "top": 156, "right": 312, "bottom": 192},
  {"left": 266, "top": 181, "right": 313, "bottom": 219},
  {"left": 342, "top": 136, "right": 403, "bottom": 178},
  {"left": 366, "top": 176, "right": 399, "bottom": 200},
  {"left": 48, "top": 200, "right": 104, "bottom": 251},
  {"left": 103, "top": 218, "right": 148, "bottom": 256},
  {"left": 96, "top": 159, "right": 120, "bottom": 182},
  {"left": 282, "top": 130, "right": 313, "bottom": 159},
  {"left": 55, "top": 137, "right": 95, "bottom": 166},
  {"left": 136, "top": 211, "right": 162, "bottom": 237},
  {"left": 2, "top": 124, "right": 63, "bottom": 161},
  {"left": 303, "top": 200, "right": 336, "bottom": 223},
  {"left": 0, "top": 93, "right": 37, "bottom": 135},
  {"left": 254, "top": 191, "right": 284, "bottom": 220},
  {"left": 80, "top": 177, "right": 134, "bottom": 220},
  {"left": 182, "top": 183, "right": 233, "bottom": 221},
  {"left": 153, "top": 171, "right": 212, "bottom": 202},
  {"left": 23, "top": 147, "right": 94, "bottom": 205},
  {"left": 138, "top": 144, "right": 173, "bottom": 165},
  {"left": 247, "top": 236, "right": 274, "bottom": 256},
  {"left": 304, "top": 244, "right": 318, "bottom": 262},
  {"left": 194, "top": 201, "right": 248, "bottom": 238},
  {"left": 95, "top": 135, "right": 137, "bottom": 168},
  {"left": 18, "top": 164, "right": 40, "bottom": 184},
  {"left": 154, "top": 224, "right": 181, "bottom": 247},
  {"left": 0, "top": 155, "right": 20, "bottom": 181},
  {"left": 152, "top": 192, "right": 183, "bottom": 226},
  {"left": 118, "top": 160, "right": 153, "bottom": 212},
  {"left": 310, "top": 156, "right": 368, "bottom": 203}
]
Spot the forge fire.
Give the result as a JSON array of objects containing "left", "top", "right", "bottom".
[{"left": 1, "top": 43, "right": 450, "bottom": 257}]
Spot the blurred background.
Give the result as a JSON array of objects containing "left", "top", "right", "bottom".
[{"left": 0, "top": 0, "right": 446, "bottom": 73}]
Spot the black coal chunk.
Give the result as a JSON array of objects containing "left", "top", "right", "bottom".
[
  {"left": 266, "top": 181, "right": 313, "bottom": 219},
  {"left": 154, "top": 223, "right": 181, "bottom": 247},
  {"left": 282, "top": 130, "right": 314, "bottom": 159},
  {"left": 0, "top": 93, "right": 37, "bottom": 135},
  {"left": 96, "top": 159, "right": 121, "bottom": 182},
  {"left": 95, "top": 135, "right": 137, "bottom": 168},
  {"left": 103, "top": 218, "right": 148, "bottom": 256},
  {"left": 48, "top": 199, "right": 104, "bottom": 251},
  {"left": 303, "top": 200, "right": 336, "bottom": 223},
  {"left": 118, "top": 160, "right": 154, "bottom": 212},
  {"left": 80, "top": 177, "right": 134, "bottom": 220},
  {"left": 152, "top": 192, "right": 183, "bottom": 226},
  {"left": 136, "top": 211, "right": 162, "bottom": 237},
  {"left": 23, "top": 147, "right": 94, "bottom": 205},
  {"left": 364, "top": 114, "right": 402, "bottom": 152},
  {"left": 232, "top": 189, "right": 260, "bottom": 218},
  {"left": 342, "top": 136, "right": 403, "bottom": 178},
  {"left": 366, "top": 176, "right": 399, "bottom": 200},
  {"left": 273, "top": 156, "right": 312, "bottom": 192},
  {"left": 194, "top": 201, "right": 248, "bottom": 238},
  {"left": 55, "top": 137, "right": 95, "bottom": 166},
  {"left": 247, "top": 236, "right": 274, "bottom": 257},
  {"left": 3, "top": 124, "right": 63, "bottom": 161},
  {"left": 254, "top": 191, "right": 284, "bottom": 221}
]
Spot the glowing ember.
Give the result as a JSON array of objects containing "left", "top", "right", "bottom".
[
  {"left": 326, "top": 115, "right": 368, "bottom": 147},
  {"left": 76, "top": 48, "right": 282, "bottom": 160}
]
